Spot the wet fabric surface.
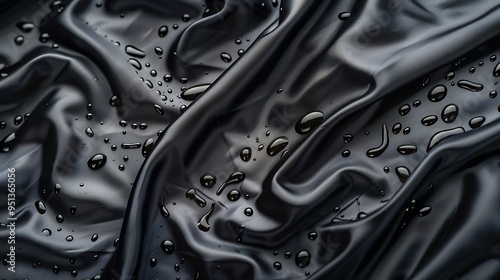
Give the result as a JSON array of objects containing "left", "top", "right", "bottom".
[{"left": 1, "top": 0, "right": 500, "bottom": 279}]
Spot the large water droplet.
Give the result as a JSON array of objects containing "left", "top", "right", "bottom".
[
  {"left": 88, "top": 153, "right": 107, "bottom": 170},
  {"left": 441, "top": 104, "right": 459, "bottom": 123},
  {"left": 216, "top": 171, "right": 245, "bottom": 196},
  {"left": 457, "top": 80, "right": 483, "bottom": 92},
  {"left": 180, "top": 84, "right": 210, "bottom": 101},
  {"left": 295, "top": 111, "right": 324, "bottom": 134},
  {"left": 158, "top": 25, "right": 168, "bottom": 37},
  {"left": 0, "top": 132, "right": 15, "bottom": 152},
  {"left": 200, "top": 173, "right": 216, "bottom": 188},
  {"left": 161, "top": 240, "right": 175, "bottom": 254},
  {"left": 142, "top": 138, "right": 154, "bottom": 158},
  {"left": 35, "top": 200, "right": 46, "bottom": 214},
  {"left": 427, "top": 127, "right": 465, "bottom": 152},
  {"left": 395, "top": 166, "right": 410, "bottom": 183},
  {"left": 399, "top": 104, "right": 411, "bottom": 116},
  {"left": 125, "top": 45, "right": 146, "bottom": 58},
  {"left": 469, "top": 116, "right": 485, "bottom": 129},
  {"left": 421, "top": 115, "right": 438, "bottom": 126},
  {"left": 366, "top": 124, "right": 388, "bottom": 158},
  {"left": 397, "top": 145, "right": 417, "bottom": 155},
  {"left": 295, "top": 250, "right": 311, "bottom": 268},
  {"left": 267, "top": 136, "right": 289, "bottom": 156},
  {"left": 428, "top": 85, "right": 447, "bottom": 102},
  {"left": 186, "top": 188, "right": 207, "bottom": 207},
  {"left": 198, "top": 201, "right": 215, "bottom": 232},
  {"left": 240, "top": 147, "right": 252, "bottom": 162}
]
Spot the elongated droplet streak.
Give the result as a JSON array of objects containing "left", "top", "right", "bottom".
[
  {"left": 493, "top": 62, "right": 500, "bottom": 77},
  {"left": 198, "top": 201, "right": 215, "bottom": 232},
  {"left": 158, "top": 199, "right": 169, "bottom": 218},
  {"left": 125, "top": 45, "right": 145, "bottom": 58},
  {"left": 142, "top": 138, "right": 155, "bottom": 158},
  {"left": 121, "top": 142, "right": 141, "bottom": 149},
  {"left": 180, "top": 84, "right": 210, "bottom": 101},
  {"left": 366, "top": 124, "right": 388, "bottom": 158},
  {"left": 457, "top": 80, "right": 483, "bottom": 92},
  {"left": 397, "top": 144, "right": 417, "bottom": 155},
  {"left": 0, "top": 132, "right": 15, "bottom": 152},
  {"left": 267, "top": 137, "right": 289, "bottom": 156},
  {"left": 427, "top": 127, "right": 465, "bottom": 152},
  {"left": 216, "top": 171, "right": 245, "bottom": 196},
  {"left": 186, "top": 188, "right": 207, "bottom": 207},
  {"left": 396, "top": 166, "right": 411, "bottom": 183}
]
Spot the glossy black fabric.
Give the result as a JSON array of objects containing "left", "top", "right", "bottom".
[{"left": 1, "top": 0, "right": 500, "bottom": 279}]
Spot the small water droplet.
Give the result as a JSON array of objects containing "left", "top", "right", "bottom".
[
  {"left": 295, "top": 111, "right": 324, "bottom": 134},
  {"left": 54, "top": 183, "right": 61, "bottom": 194},
  {"left": 422, "top": 76, "right": 430, "bottom": 87},
  {"left": 267, "top": 136, "right": 289, "bottom": 156},
  {"left": 91, "top": 234, "right": 98, "bottom": 242},
  {"left": 413, "top": 100, "right": 421, "bottom": 107},
  {"left": 35, "top": 200, "right": 46, "bottom": 214},
  {"left": 441, "top": 104, "right": 459, "bottom": 123},
  {"left": 469, "top": 67, "right": 475, "bottom": 74},
  {"left": 273, "top": 262, "right": 282, "bottom": 270},
  {"left": 125, "top": 45, "right": 146, "bottom": 58},
  {"left": 200, "top": 173, "right": 216, "bottom": 188},
  {"left": 428, "top": 85, "right": 447, "bottom": 102},
  {"left": 182, "top": 14, "right": 191, "bottom": 22},
  {"left": 227, "top": 190, "right": 241, "bottom": 201},
  {"left": 338, "top": 12, "right": 350, "bottom": 20},
  {"left": 39, "top": 33, "right": 50, "bottom": 43},
  {"left": 445, "top": 72, "right": 455, "bottom": 80},
  {"left": 457, "top": 80, "right": 483, "bottom": 92},
  {"left": 70, "top": 206, "right": 76, "bottom": 215},
  {"left": 150, "top": 258, "right": 157, "bottom": 267},
  {"left": 14, "top": 115, "right": 23, "bottom": 126},
  {"left": 154, "top": 46, "right": 163, "bottom": 55},
  {"left": 161, "top": 240, "right": 175, "bottom": 254},
  {"left": 417, "top": 206, "right": 431, "bottom": 217},
  {"left": 15, "top": 36, "right": 24, "bottom": 45},
  {"left": 1, "top": 132, "right": 16, "bottom": 153},
  {"left": 469, "top": 116, "right": 485, "bottom": 129},
  {"left": 128, "top": 58, "right": 141, "bottom": 70},
  {"left": 85, "top": 127, "right": 94, "bottom": 137},
  {"left": 403, "top": 127, "right": 411, "bottom": 135},
  {"left": 392, "top": 123, "right": 401, "bottom": 134},
  {"left": 343, "top": 134, "right": 353, "bottom": 142},
  {"left": 142, "top": 138, "right": 155, "bottom": 158},
  {"left": 244, "top": 207, "right": 253, "bottom": 216},
  {"left": 421, "top": 115, "right": 438, "bottom": 126},
  {"left": 295, "top": 250, "right": 311, "bottom": 268},
  {"left": 88, "top": 153, "right": 107, "bottom": 170},
  {"left": 342, "top": 150, "right": 350, "bottom": 157},
  {"left": 42, "top": 228, "right": 52, "bottom": 236},
  {"left": 490, "top": 90, "right": 497, "bottom": 98},
  {"left": 109, "top": 95, "right": 121, "bottom": 106},
  {"left": 220, "top": 52, "right": 232, "bottom": 63},
  {"left": 308, "top": 231, "right": 317, "bottom": 240}
]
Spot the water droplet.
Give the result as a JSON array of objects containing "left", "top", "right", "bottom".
[
  {"left": 395, "top": 166, "right": 410, "bottom": 183},
  {"left": 14, "top": 115, "right": 22, "bottom": 125},
  {"left": 161, "top": 240, "right": 175, "bottom": 254},
  {"left": 216, "top": 171, "right": 245, "bottom": 196},
  {"left": 383, "top": 166, "right": 389, "bottom": 173},
  {"left": 142, "top": 138, "right": 154, "bottom": 158},
  {"left": 457, "top": 80, "right": 483, "bottom": 92},
  {"left": 227, "top": 190, "right": 241, "bottom": 201},
  {"left": 441, "top": 104, "right": 459, "bottom": 123},
  {"left": 417, "top": 206, "right": 431, "bottom": 217},
  {"left": 295, "top": 250, "right": 311, "bottom": 268},
  {"left": 494, "top": 62, "right": 500, "bottom": 77},
  {"left": 240, "top": 147, "right": 252, "bottom": 162},
  {"left": 445, "top": 72, "right": 455, "bottom": 80},
  {"left": 341, "top": 150, "right": 350, "bottom": 157},
  {"left": 198, "top": 201, "right": 215, "bottom": 232},
  {"left": 220, "top": 52, "right": 232, "bottom": 63},
  {"left": 413, "top": 100, "right": 421, "bottom": 107},
  {"left": 54, "top": 183, "right": 61, "bottom": 194},
  {"left": 56, "top": 214, "right": 64, "bottom": 223},
  {"left": 258, "top": 144, "right": 264, "bottom": 151},
  {"left": 397, "top": 144, "right": 417, "bottom": 155},
  {"left": 159, "top": 201, "right": 170, "bottom": 218},
  {"left": 158, "top": 25, "right": 168, "bottom": 37},
  {"left": 338, "top": 12, "right": 350, "bottom": 20},
  {"left": 180, "top": 84, "right": 210, "bottom": 101},
  {"left": 150, "top": 258, "right": 157, "bottom": 267},
  {"left": 244, "top": 207, "right": 253, "bottom": 216},
  {"left": 399, "top": 104, "right": 411, "bottom": 116},
  {"left": 186, "top": 188, "right": 207, "bottom": 207},
  {"left": 128, "top": 58, "right": 141, "bottom": 70},
  {"left": 125, "top": 45, "right": 145, "bottom": 58},
  {"left": 91, "top": 234, "right": 98, "bottom": 242},
  {"left": 42, "top": 228, "right": 52, "bottom": 236},
  {"left": 403, "top": 127, "right": 411, "bottom": 135},
  {"left": 15, "top": 36, "right": 24, "bottom": 45},
  {"left": 343, "top": 134, "right": 353, "bottom": 142},
  {"left": 490, "top": 90, "right": 498, "bottom": 98},
  {"left": 88, "top": 153, "right": 107, "bottom": 170},
  {"left": 427, "top": 127, "right": 465, "bottom": 152},
  {"left": 0, "top": 132, "right": 15, "bottom": 152},
  {"left": 490, "top": 55, "right": 497, "bottom": 62},
  {"left": 273, "top": 262, "right": 282, "bottom": 270},
  {"left": 182, "top": 14, "right": 191, "bottom": 22},
  {"left": 469, "top": 67, "right": 475, "bottom": 74},
  {"left": 308, "top": 232, "right": 317, "bottom": 240},
  {"left": 284, "top": 251, "right": 292, "bottom": 259},
  {"left": 469, "top": 116, "right": 485, "bottom": 129},
  {"left": 392, "top": 123, "right": 401, "bottom": 134},
  {"left": 39, "top": 33, "right": 49, "bottom": 43},
  {"left": 35, "top": 200, "right": 46, "bottom": 214},
  {"left": 85, "top": 127, "right": 94, "bottom": 137},
  {"left": 121, "top": 142, "right": 141, "bottom": 149},
  {"left": 109, "top": 95, "right": 121, "bottom": 106},
  {"left": 118, "top": 164, "right": 125, "bottom": 171},
  {"left": 295, "top": 111, "right": 324, "bottom": 134},
  {"left": 366, "top": 124, "right": 388, "bottom": 158},
  {"left": 0, "top": 121, "right": 6, "bottom": 129},
  {"left": 154, "top": 46, "right": 163, "bottom": 55},
  {"left": 111, "top": 144, "right": 117, "bottom": 151},
  {"left": 200, "top": 173, "right": 216, "bottom": 188},
  {"left": 428, "top": 85, "right": 447, "bottom": 102},
  {"left": 70, "top": 206, "right": 76, "bottom": 215},
  {"left": 267, "top": 136, "right": 289, "bottom": 156},
  {"left": 422, "top": 76, "right": 430, "bottom": 87},
  {"left": 421, "top": 115, "right": 438, "bottom": 126}
]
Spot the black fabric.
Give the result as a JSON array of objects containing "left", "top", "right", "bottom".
[{"left": 2, "top": 0, "right": 500, "bottom": 279}]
